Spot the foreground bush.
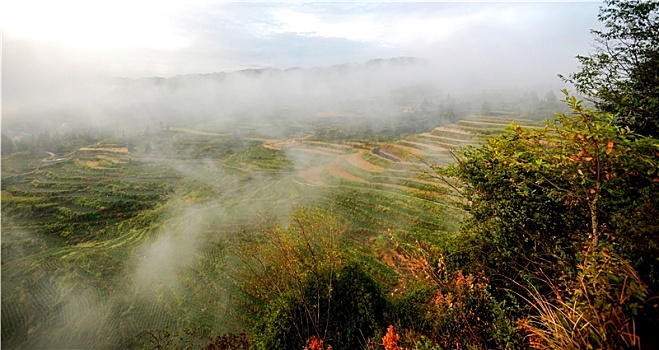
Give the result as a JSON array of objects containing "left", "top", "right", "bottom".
[
  {"left": 252, "top": 263, "right": 386, "bottom": 350},
  {"left": 519, "top": 246, "right": 650, "bottom": 349}
]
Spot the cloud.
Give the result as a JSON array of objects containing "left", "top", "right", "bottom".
[
  {"left": 2, "top": 1, "right": 603, "bottom": 111},
  {"left": 3, "top": 0, "right": 192, "bottom": 50},
  {"left": 132, "top": 204, "right": 208, "bottom": 293},
  {"left": 270, "top": 8, "right": 383, "bottom": 43}
]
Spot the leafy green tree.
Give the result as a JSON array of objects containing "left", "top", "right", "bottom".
[
  {"left": 509, "top": 92, "right": 657, "bottom": 247},
  {"left": 440, "top": 91, "right": 659, "bottom": 344},
  {"left": 561, "top": 0, "right": 659, "bottom": 137},
  {"left": 438, "top": 91, "right": 659, "bottom": 325}
]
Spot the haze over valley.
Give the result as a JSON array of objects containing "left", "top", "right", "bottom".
[{"left": 4, "top": 1, "right": 658, "bottom": 349}]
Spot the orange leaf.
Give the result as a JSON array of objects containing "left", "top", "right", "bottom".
[
  {"left": 606, "top": 141, "right": 614, "bottom": 155},
  {"left": 382, "top": 325, "right": 403, "bottom": 350}
]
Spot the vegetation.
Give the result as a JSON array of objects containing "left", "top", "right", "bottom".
[
  {"left": 561, "top": 0, "right": 659, "bottom": 137},
  {"left": 2, "top": 1, "right": 658, "bottom": 349},
  {"left": 436, "top": 93, "right": 658, "bottom": 349}
]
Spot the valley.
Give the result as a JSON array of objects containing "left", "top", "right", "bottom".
[{"left": 1, "top": 113, "right": 541, "bottom": 348}]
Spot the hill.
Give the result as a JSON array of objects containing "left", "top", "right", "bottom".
[{"left": 1, "top": 113, "right": 538, "bottom": 348}]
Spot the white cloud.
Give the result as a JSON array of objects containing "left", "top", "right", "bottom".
[
  {"left": 266, "top": 4, "right": 531, "bottom": 50},
  {"left": 270, "top": 9, "right": 382, "bottom": 43},
  {"left": 1, "top": 1, "right": 602, "bottom": 81},
  {"left": 3, "top": 0, "right": 192, "bottom": 50}
]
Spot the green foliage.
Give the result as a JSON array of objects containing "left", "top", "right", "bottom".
[
  {"left": 441, "top": 91, "right": 659, "bottom": 290},
  {"left": 431, "top": 92, "right": 659, "bottom": 348},
  {"left": 234, "top": 208, "right": 387, "bottom": 350},
  {"left": 2, "top": 118, "right": 464, "bottom": 348},
  {"left": 205, "top": 332, "right": 250, "bottom": 350},
  {"left": 440, "top": 130, "right": 579, "bottom": 294},
  {"left": 224, "top": 143, "right": 294, "bottom": 172},
  {"left": 252, "top": 263, "right": 386, "bottom": 350},
  {"left": 4, "top": 90, "right": 654, "bottom": 349},
  {"left": 1, "top": 157, "right": 177, "bottom": 244},
  {"left": 561, "top": 0, "right": 659, "bottom": 137},
  {"left": 388, "top": 283, "right": 435, "bottom": 334},
  {"left": 2, "top": 133, "right": 16, "bottom": 155},
  {"left": 412, "top": 336, "right": 443, "bottom": 350},
  {"left": 236, "top": 208, "right": 346, "bottom": 304},
  {"left": 143, "top": 327, "right": 247, "bottom": 350}
]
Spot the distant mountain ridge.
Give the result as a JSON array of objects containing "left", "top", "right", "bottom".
[
  {"left": 105, "top": 56, "right": 435, "bottom": 112},
  {"left": 116, "top": 57, "right": 425, "bottom": 84},
  {"left": 4, "top": 57, "right": 436, "bottom": 134}
]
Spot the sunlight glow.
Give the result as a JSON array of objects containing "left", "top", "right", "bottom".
[{"left": 3, "top": 0, "right": 191, "bottom": 50}]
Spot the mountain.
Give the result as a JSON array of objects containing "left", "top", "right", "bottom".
[{"left": 2, "top": 57, "right": 441, "bottom": 139}]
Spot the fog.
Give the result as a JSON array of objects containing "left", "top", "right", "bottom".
[{"left": 3, "top": 2, "right": 602, "bottom": 134}]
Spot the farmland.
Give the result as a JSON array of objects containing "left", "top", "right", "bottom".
[{"left": 1, "top": 114, "right": 542, "bottom": 348}]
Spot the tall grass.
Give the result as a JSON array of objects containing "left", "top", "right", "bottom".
[{"left": 519, "top": 247, "right": 648, "bottom": 349}]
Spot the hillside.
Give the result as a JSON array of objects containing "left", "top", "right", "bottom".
[{"left": 1, "top": 114, "right": 539, "bottom": 348}]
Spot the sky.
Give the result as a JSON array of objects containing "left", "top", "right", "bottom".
[{"left": 2, "top": 1, "right": 604, "bottom": 112}]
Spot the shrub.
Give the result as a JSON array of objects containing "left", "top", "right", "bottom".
[
  {"left": 519, "top": 246, "right": 650, "bottom": 349},
  {"left": 252, "top": 263, "right": 386, "bottom": 350},
  {"left": 386, "top": 256, "right": 521, "bottom": 349}
]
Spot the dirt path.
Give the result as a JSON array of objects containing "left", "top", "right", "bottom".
[
  {"left": 169, "top": 127, "right": 225, "bottom": 136},
  {"left": 79, "top": 147, "right": 129, "bottom": 154},
  {"left": 457, "top": 120, "right": 514, "bottom": 126},
  {"left": 302, "top": 141, "right": 353, "bottom": 151}
]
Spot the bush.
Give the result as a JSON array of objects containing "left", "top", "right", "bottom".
[
  {"left": 519, "top": 246, "right": 650, "bottom": 349},
  {"left": 252, "top": 263, "right": 386, "bottom": 350}
]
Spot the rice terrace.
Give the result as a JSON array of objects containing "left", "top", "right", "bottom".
[
  {"left": 2, "top": 106, "right": 538, "bottom": 348},
  {"left": 3, "top": 1, "right": 659, "bottom": 349}
]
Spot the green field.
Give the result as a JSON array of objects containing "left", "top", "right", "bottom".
[{"left": 1, "top": 115, "right": 540, "bottom": 348}]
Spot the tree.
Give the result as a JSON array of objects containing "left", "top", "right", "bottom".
[
  {"left": 448, "top": 90, "right": 657, "bottom": 267},
  {"left": 234, "top": 208, "right": 386, "bottom": 350},
  {"left": 437, "top": 91, "right": 659, "bottom": 347},
  {"left": 2, "top": 133, "right": 16, "bottom": 156},
  {"left": 561, "top": 0, "right": 659, "bottom": 137}
]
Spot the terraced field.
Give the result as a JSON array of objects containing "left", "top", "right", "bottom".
[
  {"left": 291, "top": 114, "right": 542, "bottom": 187},
  {"left": 1, "top": 115, "right": 543, "bottom": 348}
]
